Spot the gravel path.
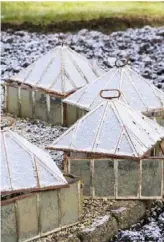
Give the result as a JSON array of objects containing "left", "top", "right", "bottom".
[{"left": 1, "top": 26, "right": 164, "bottom": 241}]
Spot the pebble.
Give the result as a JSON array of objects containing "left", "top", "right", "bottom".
[
  {"left": 1, "top": 26, "right": 164, "bottom": 241},
  {"left": 113, "top": 202, "right": 164, "bottom": 242}
]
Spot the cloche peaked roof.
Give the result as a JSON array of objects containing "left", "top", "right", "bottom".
[
  {"left": 8, "top": 46, "right": 104, "bottom": 96},
  {"left": 1, "top": 129, "right": 68, "bottom": 195},
  {"left": 47, "top": 99, "right": 164, "bottom": 159},
  {"left": 63, "top": 65, "right": 164, "bottom": 112}
]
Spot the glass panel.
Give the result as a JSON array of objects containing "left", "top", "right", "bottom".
[
  {"left": 35, "top": 91, "right": 48, "bottom": 121},
  {"left": 94, "top": 160, "right": 114, "bottom": 197},
  {"left": 118, "top": 160, "right": 139, "bottom": 197},
  {"left": 142, "top": 159, "right": 162, "bottom": 197},
  {"left": 17, "top": 195, "right": 38, "bottom": 240},
  {"left": 70, "top": 160, "right": 90, "bottom": 196},
  {"left": 49, "top": 95, "right": 61, "bottom": 125},
  {"left": 60, "top": 182, "right": 79, "bottom": 226},
  {"left": 7, "top": 86, "right": 19, "bottom": 116},
  {"left": 66, "top": 104, "right": 78, "bottom": 126},
  {"left": 21, "top": 88, "right": 33, "bottom": 118},
  {"left": 40, "top": 190, "right": 59, "bottom": 233}
]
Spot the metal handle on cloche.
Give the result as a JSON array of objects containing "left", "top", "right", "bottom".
[
  {"left": 100, "top": 89, "right": 121, "bottom": 100},
  {"left": 115, "top": 56, "right": 130, "bottom": 68}
]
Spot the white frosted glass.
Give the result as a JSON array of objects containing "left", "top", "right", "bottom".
[
  {"left": 121, "top": 71, "right": 146, "bottom": 111},
  {"left": 39, "top": 50, "right": 61, "bottom": 87},
  {"left": 153, "top": 87, "right": 164, "bottom": 105},
  {"left": 116, "top": 103, "right": 154, "bottom": 147},
  {"left": 51, "top": 76, "right": 63, "bottom": 93},
  {"left": 96, "top": 105, "right": 122, "bottom": 153},
  {"left": 64, "top": 51, "right": 87, "bottom": 87},
  {"left": 117, "top": 133, "right": 134, "bottom": 156},
  {"left": 63, "top": 86, "right": 87, "bottom": 106},
  {"left": 1, "top": 137, "right": 11, "bottom": 191},
  {"left": 129, "top": 68, "right": 161, "bottom": 109},
  {"left": 12, "top": 63, "right": 34, "bottom": 82},
  {"left": 126, "top": 129, "right": 147, "bottom": 156},
  {"left": 63, "top": 75, "right": 76, "bottom": 93},
  {"left": 79, "top": 69, "right": 117, "bottom": 109},
  {"left": 72, "top": 105, "right": 104, "bottom": 150},
  {"left": 70, "top": 50, "right": 97, "bottom": 82},
  {"left": 26, "top": 50, "right": 54, "bottom": 85},
  {"left": 55, "top": 128, "right": 74, "bottom": 148},
  {"left": 4, "top": 132, "right": 37, "bottom": 190},
  {"left": 37, "top": 160, "right": 64, "bottom": 187},
  {"left": 13, "top": 132, "right": 67, "bottom": 184}
]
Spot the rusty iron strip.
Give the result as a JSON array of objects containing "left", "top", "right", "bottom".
[
  {"left": 57, "top": 189, "right": 62, "bottom": 228},
  {"left": 138, "top": 160, "right": 141, "bottom": 198},
  {"left": 5, "top": 79, "right": 76, "bottom": 98},
  {"left": 1, "top": 193, "right": 36, "bottom": 206},
  {"left": 14, "top": 200, "right": 20, "bottom": 241},
  {"left": 18, "top": 86, "right": 22, "bottom": 117},
  {"left": 90, "top": 160, "right": 94, "bottom": 198},
  {"left": 114, "top": 160, "right": 118, "bottom": 199},
  {"left": 160, "top": 142, "right": 164, "bottom": 155},
  {"left": 1, "top": 183, "right": 70, "bottom": 196},
  {"left": 91, "top": 102, "right": 108, "bottom": 151},
  {"left": 36, "top": 193, "right": 41, "bottom": 237},
  {"left": 46, "top": 146, "right": 142, "bottom": 160},
  {"left": 33, "top": 156, "right": 40, "bottom": 189},
  {"left": 61, "top": 101, "right": 64, "bottom": 126},
  {"left": 63, "top": 102, "right": 68, "bottom": 126}
]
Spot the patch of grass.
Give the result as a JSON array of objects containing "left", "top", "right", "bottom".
[{"left": 1, "top": 2, "right": 164, "bottom": 26}]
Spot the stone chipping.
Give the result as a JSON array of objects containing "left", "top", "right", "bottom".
[{"left": 1, "top": 26, "right": 164, "bottom": 241}]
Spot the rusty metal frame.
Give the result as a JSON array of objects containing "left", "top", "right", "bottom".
[
  {"left": 2, "top": 188, "right": 81, "bottom": 242},
  {"left": 67, "top": 156, "right": 164, "bottom": 200},
  {"left": 100, "top": 89, "right": 121, "bottom": 100},
  {"left": 5, "top": 79, "right": 76, "bottom": 98},
  {"left": 1, "top": 193, "right": 36, "bottom": 206},
  {"left": 1, "top": 184, "right": 70, "bottom": 196},
  {"left": 139, "top": 159, "right": 163, "bottom": 200},
  {"left": 47, "top": 147, "right": 142, "bottom": 160},
  {"left": 1, "top": 172, "right": 81, "bottom": 196},
  {"left": 4, "top": 81, "right": 71, "bottom": 126}
]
